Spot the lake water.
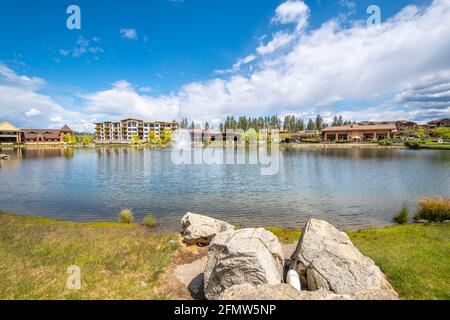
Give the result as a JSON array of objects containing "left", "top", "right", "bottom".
[{"left": 0, "top": 146, "right": 449, "bottom": 230}]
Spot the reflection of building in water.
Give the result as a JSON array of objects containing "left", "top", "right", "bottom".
[
  {"left": 21, "top": 147, "right": 74, "bottom": 159},
  {"left": 94, "top": 118, "right": 179, "bottom": 142}
]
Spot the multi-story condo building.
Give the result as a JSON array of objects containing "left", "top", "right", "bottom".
[{"left": 94, "top": 118, "right": 179, "bottom": 142}]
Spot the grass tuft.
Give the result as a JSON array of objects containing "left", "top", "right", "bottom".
[
  {"left": 394, "top": 202, "right": 409, "bottom": 224},
  {"left": 119, "top": 209, "right": 133, "bottom": 224},
  {"left": 415, "top": 197, "right": 450, "bottom": 222},
  {"left": 143, "top": 214, "right": 157, "bottom": 228}
]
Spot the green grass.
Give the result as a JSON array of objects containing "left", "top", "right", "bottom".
[
  {"left": 349, "top": 224, "right": 449, "bottom": 300},
  {"left": 266, "top": 227, "right": 301, "bottom": 244},
  {"left": 0, "top": 212, "right": 176, "bottom": 300},
  {"left": 420, "top": 144, "right": 450, "bottom": 150}
]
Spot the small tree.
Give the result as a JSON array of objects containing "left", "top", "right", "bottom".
[
  {"left": 244, "top": 128, "right": 257, "bottom": 143},
  {"left": 131, "top": 134, "right": 140, "bottom": 144},
  {"left": 160, "top": 128, "right": 172, "bottom": 144},
  {"left": 82, "top": 135, "right": 92, "bottom": 145},
  {"left": 63, "top": 134, "right": 72, "bottom": 143},
  {"left": 434, "top": 127, "right": 450, "bottom": 140},
  {"left": 148, "top": 130, "right": 160, "bottom": 144}
]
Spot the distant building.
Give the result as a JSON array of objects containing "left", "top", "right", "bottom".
[
  {"left": 21, "top": 125, "right": 73, "bottom": 144},
  {"left": 0, "top": 121, "right": 22, "bottom": 144},
  {"left": 94, "top": 119, "right": 179, "bottom": 142},
  {"left": 322, "top": 123, "right": 398, "bottom": 142},
  {"left": 427, "top": 118, "right": 450, "bottom": 128}
]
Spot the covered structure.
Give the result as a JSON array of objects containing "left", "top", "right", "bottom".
[
  {"left": 0, "top": 121, "right": 21, "bottom": 144},
  {"left": 322, "top": 123, "right": 398, "bottom": 142}
]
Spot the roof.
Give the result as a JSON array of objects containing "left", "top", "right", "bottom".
[
  {"left": 21, "top": 129, "right": 62, "bottom": 139},
  {"left": 428, "top": 118, "right": 450, "bottom": 124},
  {"left": 0, "top": 121, "right": 21, "bottom": 132},
  {"left": 60, "top": 125, "right": 72, "bottom": 132},
  {"left": 322, "top": 123, "right": 398, "bottom": 132},
  {"left": 121, "top": 118, "right": 144, "bottom": 122}
]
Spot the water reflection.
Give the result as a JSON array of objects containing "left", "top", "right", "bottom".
[{"left": 0, "top": 146, "right": 449, "bottom": 230}]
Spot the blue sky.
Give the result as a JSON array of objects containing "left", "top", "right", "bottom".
[{"left": 0, "top": 0, "right": 449, "bottom": 131}]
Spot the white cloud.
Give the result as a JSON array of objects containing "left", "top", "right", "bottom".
[
  {"left": 82, "top": 80, "right": 179, "bottom": 121},
  {"left": 272, "top": 0, "right": 310, "bottom": 31},
  {"left": 120, "top": 28, "right": 138, "bottom": 40},
  {"left": 0, "top": 63, "right": 45, "bottom": 89},
  {"left": 256, "top": 32, "right": 295, "bottom": 55},
  {"left": 25, "top": 108, "right": 41, "bottom": 117},
  {"left": 59, "top": 36, "right": 104, "bottom": 58}
]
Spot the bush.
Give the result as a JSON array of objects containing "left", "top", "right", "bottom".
[
  {"left": 415, "top": 198, "right": 450, "bottom": 223},
  {"left": 336, "top": 139, "right": 352, "bottom": 144},
  {"left": 143, "top": 214, "right": 157, "bottom": 228},
  {"left": 404, "top": 140, "right": 423, "bottom": 149},
  {"left": 394, "top": 203, "right": 409, "bottom": 224},
  {"left": 119, "top": 209, "right": 133, "bottom": 224},
  {"left": 302, "top": 138, "right": 321, "bottom": 143},
  {"left": 378, "top": 140, "right": 393, "bottom": 146}
]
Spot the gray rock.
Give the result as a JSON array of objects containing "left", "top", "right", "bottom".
[
  {"left": 204, "top": 228, "right": 284, "bottom": 300},
  {"left": 220, "top": 284, "right": 351, "bottom": 300},
  {"left": 290, "top": 219, "right": 398, "bottom": 299},
  {"left": 181, "top": 212, "right": 234, "bottom": 246}
]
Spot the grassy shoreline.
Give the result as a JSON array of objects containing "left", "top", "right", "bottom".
[{"left": 0, "top": 212, "right": 448, "bottom": 300}]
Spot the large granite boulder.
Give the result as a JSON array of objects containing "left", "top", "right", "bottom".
[
  {"left": 181, "top": 212, "right": 234, "bottom": 246},
  {"left": 220, "top": 284, "right": 350, "bottom": 300},
  {"left": 290, "top": 219, "right": 398, "bottom": 299},
  {"left": 204, "top": 228, "right": 284, "bottom": 300}
]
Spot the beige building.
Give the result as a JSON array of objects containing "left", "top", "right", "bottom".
[
  {"left": 0, "top": 121, "right": 22, "bottom": 144},
  {"left": 322, "top": 123, "right": 398, "bottom": 142},
  {"left": 95, "top": 118, "right": 179, "bottom": 142}
]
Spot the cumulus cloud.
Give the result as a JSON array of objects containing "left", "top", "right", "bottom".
[
  {"left": 82, "top": 80, "right": 179, "bottom": 121},
  {"left": 0, "top": 63, "right": 92, "bottom": 131},
  {"left": 272, "top": 0, "right": 310, "bottom": 30},
  {"left": 175, "top": 0, "right": 450, "bottom": 123},
  {"left": 120, "top": 28, "right": 138, "bottom": 40}
]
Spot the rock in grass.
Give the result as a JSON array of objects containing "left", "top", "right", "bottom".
[
  {"left": 204, "top": 228, "right": 284, "bottom": 300},
  {"left": 181, "top": 212, "right": 234, "bottom": 246},
  {"left": 290, "top": 218, "right": 398, "bottom": 299}
]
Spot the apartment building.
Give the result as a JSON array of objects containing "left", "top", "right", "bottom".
[{"left": 95, "top": 118, "right": 179, "bottom": 142}]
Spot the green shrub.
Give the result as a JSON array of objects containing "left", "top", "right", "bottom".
[
  {"left": 119, "top": 209, "right": 133, "bottom": 224},
  {"left": 415, "top": 198, "right": 450, "bottom": 222},
  {"left": 394, "top": 203, "right": 409, "bottom": 224},
  {"left": 378, "top": 140, "right": 392, "bottom": 146},
  {"left": 404, "top": 140, "right": 423, "bottom": 149},
  {"left": 336, "top": 139, "right": 352, "bottom": 144},
  {"left": 302, "top": 138, "right": 321, "bottom": 143},
  {"left": 143, "top": 214, "right": 157, "bottom": 228}
]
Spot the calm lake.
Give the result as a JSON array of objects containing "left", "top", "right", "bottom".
[{"left": 0, "top": 146, "right": 449, "bottom": 230}]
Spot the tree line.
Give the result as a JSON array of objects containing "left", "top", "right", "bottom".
[{"left": 180, "top": 114, "right": 351, "bottom": 133}]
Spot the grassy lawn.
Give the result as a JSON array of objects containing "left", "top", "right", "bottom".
[
  {"left": 270, "top": 224, "right": 450, "bottom": 300},
  {"left": 0, "top": 212, "right": 177, "bottom": 300},
  {"left": 420, "top": 143, "right": 450, "bottom": 150},
  {"left": 1, "top": 212, "right": 448, "bottom": 300}
]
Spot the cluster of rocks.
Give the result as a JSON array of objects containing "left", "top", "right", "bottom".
[{"left": 180, "top": 212, "right": 398, "bottom": 300}]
